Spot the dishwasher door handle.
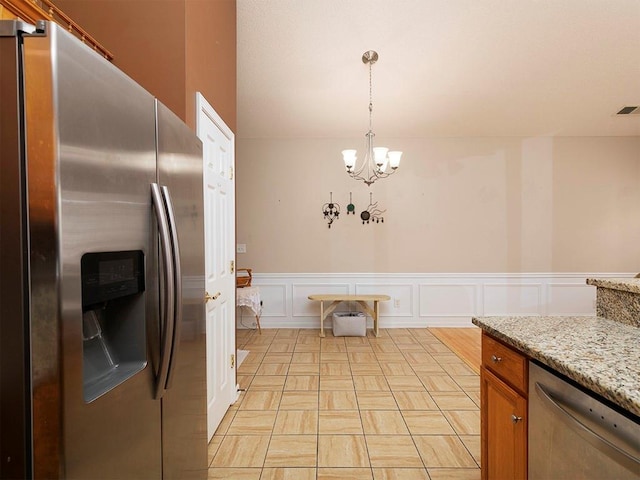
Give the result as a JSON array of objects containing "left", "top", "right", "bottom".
[{"left": 535, "top": 382, "right": 640, "bottom": 471}]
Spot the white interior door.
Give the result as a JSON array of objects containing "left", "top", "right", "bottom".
[{"left": 196, "top": 93, "right": 236, "bottom": 441}]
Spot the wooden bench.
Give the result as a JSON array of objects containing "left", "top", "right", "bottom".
[{"left": 307, "top": 294, "right": 391, "bottom": 337}]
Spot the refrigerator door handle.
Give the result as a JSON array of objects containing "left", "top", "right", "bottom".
[
  {"left": 151, "top": 183, "right": 175, "bottom": 399},
  {"left": 161, "top": 185, "right": 182, "bottom": 390}
]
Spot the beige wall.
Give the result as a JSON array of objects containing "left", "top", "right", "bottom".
[
  {"left": 236, "top": 136, "right": 640, "bottom": 274},
  {"left": 54, "top": 0, "right": 236, "bottom": 131}
]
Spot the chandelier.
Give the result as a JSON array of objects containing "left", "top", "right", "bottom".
[{"left": 342, "top": 50, "right": 402, "bottom": 186}]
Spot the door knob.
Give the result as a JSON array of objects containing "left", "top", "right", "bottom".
[
  {"left": 511, "top": 414, "right": 523, "bottom": 424},
  {"left": 205, "top": 291, "right": 221, "bottom": 303}
]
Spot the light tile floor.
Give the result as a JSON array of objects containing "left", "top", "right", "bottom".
[{"left": 208, "top": 328, "right": 481, "bottom": 480}]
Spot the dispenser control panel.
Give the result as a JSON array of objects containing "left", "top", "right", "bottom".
[{"left": 81, "top": 250, "right": 145, "bottom": 308}]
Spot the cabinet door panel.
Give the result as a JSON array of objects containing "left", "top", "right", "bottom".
[{"left": 481, "top": 366, "right": 527, "bottom": 480}]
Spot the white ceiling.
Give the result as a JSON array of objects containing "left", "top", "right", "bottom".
[{"left": 237, "top": 0, "right": 640, "bottom": 139}]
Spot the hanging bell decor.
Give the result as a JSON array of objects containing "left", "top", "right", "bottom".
[
  {"left": 347, "top": 192, "right": 356, "bottom": 215},
  {"left": 360, "top": 192, "right": 385, "bottom": 225},
  {"left": 322, "top": 192, "right": 341, "bottom": 228}
]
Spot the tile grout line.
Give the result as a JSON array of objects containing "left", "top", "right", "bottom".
[
  {"left": 258, "top": 329, "right": 277, "bottom": 473},
  {"left": 394, "top": 330, "right": 430, "bottom": 473}
]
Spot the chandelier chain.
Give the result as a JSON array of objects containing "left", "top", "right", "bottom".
[{"left": 368, "top": 60, "right": 373, "bottom": 132}]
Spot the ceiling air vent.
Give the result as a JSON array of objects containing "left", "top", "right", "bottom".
[{"left": 616, "top": 105, "right": 639, "bottom": 115}]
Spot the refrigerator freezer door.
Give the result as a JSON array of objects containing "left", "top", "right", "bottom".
[
  {"left": 23, "top": 23, "right": 162, "bottom": 478},
  {"left": 156, "top": 101, "right": 207, "bottom": 479}
]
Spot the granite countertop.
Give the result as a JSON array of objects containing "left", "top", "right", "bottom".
[
  {"left": 586, "top": 277, "right": 640, "bottom": 294},
  {"left": 472, "top": 315, "right": 640, "bottom": 417}
]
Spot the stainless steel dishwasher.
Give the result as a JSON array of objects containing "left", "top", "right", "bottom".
[{"left": 529, "top": 362, "right": 640, "bottom": 480}]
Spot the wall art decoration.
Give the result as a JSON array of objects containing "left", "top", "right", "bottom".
[
  {"left": 322, "top": 192, "right": 341, "bottom": 228},
  {"left": 347, "top": 192, "right": 356, "bottom": 215},
  {"left": 360, "top": 192, "right": 385, "bottom": 224}
]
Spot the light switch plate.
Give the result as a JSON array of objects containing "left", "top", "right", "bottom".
[{"left": 236, "top": 244, "right": 247, "bottom": 254}]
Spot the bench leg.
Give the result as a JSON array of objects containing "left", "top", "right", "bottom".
[
  {"left": 356, "top": 300, "right": 379, "bottom": 337},
  {"left": 373, "top": 300, "right": 380, "bottom": 337},
  {"left": 318, "top": 301, "right": 343, "bottom": 337}
]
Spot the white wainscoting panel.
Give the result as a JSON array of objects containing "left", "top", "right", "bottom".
[
  {"left": 292, "top": 283, "right": 350, "bottom": 317},
  {"left": 258, "top": 284, "right": 287, "bottom": 316},
  {"left": 356, "top": 283, "right": 414, "bottom": 317},
  {"left": 547, "top": 283, "right": 596, "bottom": 316},
  {"left": 483, "top": 283, "right": 542, "bottom": 316},
  {"left": 419, "top": 284, "right": 477, "bottom": 317},
  {"left": 239, "top": 273, "right": 632, "bottom": 330}
]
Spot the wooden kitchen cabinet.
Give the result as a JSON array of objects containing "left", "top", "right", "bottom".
[{"left": 481, "top": 332, "right": 528, "bottom": 480}]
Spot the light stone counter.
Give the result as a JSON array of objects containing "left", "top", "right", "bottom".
[
  {"left": 586, "top": 277, "right": 640, "bottom": 327},
  {"left": 472, "top": 315, "right": 640, "bottom": 417},
  {"left": 586, "top": 277, "right": 640, "bottom": 294}
]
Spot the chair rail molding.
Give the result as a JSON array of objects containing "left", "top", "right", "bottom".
[{"left": 239, "top": 272, "right": 635, "bottom": 329}]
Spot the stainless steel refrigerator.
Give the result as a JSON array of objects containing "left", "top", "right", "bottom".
[{"left": 0, "top": 20, "right": 207, "bottom": 479}]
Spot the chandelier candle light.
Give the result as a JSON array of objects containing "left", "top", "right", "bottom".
[{"left": 342, "top": 50, "right": 402, "bottom": 186}]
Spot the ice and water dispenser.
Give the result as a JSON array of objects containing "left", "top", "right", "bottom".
[{"left": 81, "top": 251, "right": 146, "bottom": 402}]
